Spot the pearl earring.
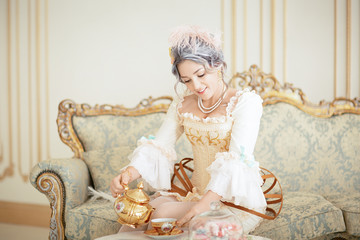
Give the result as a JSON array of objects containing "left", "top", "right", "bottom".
[{"left": 218, "top": 70, "right": 223, "bottom": 82}]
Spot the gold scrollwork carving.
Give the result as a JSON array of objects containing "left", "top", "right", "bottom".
[
  {"left": 0, "top": 137, "right": 14, "bottom": 180},
  {"left": 229, "top": 65, "right": 360, "bottom": 118},
  {"left": 56, "top": 96, "right": 173, "bottom": 158},
  {"left": 37, "top": 171, "right": 65, "bottom": 240}
]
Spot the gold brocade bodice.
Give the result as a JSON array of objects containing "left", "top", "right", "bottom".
[{"left": 182, "top": 115, "right": 234, "bottom": 194}]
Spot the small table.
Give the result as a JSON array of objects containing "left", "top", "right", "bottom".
[{"left": 95, "top": 230, "right": 271, "bottom": 240}]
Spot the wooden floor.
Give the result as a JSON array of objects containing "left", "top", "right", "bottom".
[{"left": 0, "top": 223, "right": 49, "bottom": 240}]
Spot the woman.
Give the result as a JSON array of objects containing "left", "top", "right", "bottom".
[{"left": 110, "top": 25, "right": 267, "bottom": 234}]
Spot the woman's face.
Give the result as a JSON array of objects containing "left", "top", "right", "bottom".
[{"left": 177, "top": 60, "right": 221, "bottom": 101}]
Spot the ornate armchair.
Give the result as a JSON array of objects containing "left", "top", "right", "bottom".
[
  {"left": 30, "top": 97, "right": 192, "bottom": 239},
  {"left": 30, "top": 65, "right": 360, "bottom": 240}
]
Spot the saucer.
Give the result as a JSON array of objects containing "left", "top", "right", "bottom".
[{"left": 144, "top": 228, "right": 184, "bottom": 239}]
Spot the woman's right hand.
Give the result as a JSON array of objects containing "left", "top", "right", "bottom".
[{"left": 110, "top": 166, "right": 140, "bottom": 198}]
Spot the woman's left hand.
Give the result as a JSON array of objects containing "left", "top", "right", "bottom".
[
  {"left": 176, "top": 202, "right": 210, "bottom": 227},
  {"left": 176, "top": 190, "right": 222, "bottom": 227}
]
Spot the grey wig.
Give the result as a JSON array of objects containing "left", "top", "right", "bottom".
[{"left": 170, "top": 37, "right": 227, "bottom": 83}]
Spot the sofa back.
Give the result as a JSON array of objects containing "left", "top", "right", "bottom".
[
  {"left": 255, "top": 102, "right": 360, "bottom": 195},
  {"left": 231, "top": 65, "right": 360, "bottom": 195},
  {"left": 72, "top": 113, "right": 192, "bottom": 161},
  {"left": 57, "top": 65, "right": 359, "bottom": 196},
  {"left": 57, "top": 97, "right": 192, "bottom": 161}
]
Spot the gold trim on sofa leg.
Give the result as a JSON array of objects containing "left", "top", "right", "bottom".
[{"left": 37, "top": 172, "right": 65, "bottom": 240}]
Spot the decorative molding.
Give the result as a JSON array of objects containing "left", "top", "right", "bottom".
[
  {"left": 16, "top": 0, "right": 28, "bottom": 182},
  {"left": 36, "top": 171, "right": 65, "bottom": 240},
  {"left": 283, "top": 0, "right": 287, "bottom": 83},
  {"left": 243, "top": 0, "right": 247, "bottom": 70},
  {"left": 221, "top": 0, "right": 224, "bottom": 51},
  {"left": 334, "top": 0, "right": 337, "bottom": 98},
  {"left": 28, "top": 0, "right": 34, "bottom": 179},
  {"left": 2, "top": 0, "right": 49, "bottom": 182},
  {"left": 45, "top": 0, "right": 50, "bottom": 160},
  {"left": 231, "top": 0, "right": 237, "bottom": 75},
  {"left": 271, "top": 0, "right": 275, "bottom": 74},
  {"left": 346, "top": 0, "right": 351, "bottom": 98},
  {"left": 1, "top": 0, "right": 15, "bottom": 181},
  {"left": 229, "top": 65, "right": 360, "bottom": 118},
  {"left": 260, "top": 0, "right": 263, "bottom": 69},
  {"left": 36, "top": 0, "right": 42, "bottom": 164},
  {"left": 56, "top": 96, "right": 172, "bottom": 158}
]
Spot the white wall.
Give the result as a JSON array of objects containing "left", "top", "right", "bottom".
[{"left": 0, "top": 0, "right": 359, "bottom": 205}]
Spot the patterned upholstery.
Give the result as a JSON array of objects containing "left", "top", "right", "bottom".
[
  {"left": 65, "top": 199, "right": 119, "bottom": 240},
  {"left": 324, "top": 193, "right": 360, "bottom": 236},
  {"left": 29, "top": 66, "right": 359, "bottom": 239},
  {"left": 82, "top": 147, "right": 135, "bottom": 192},
  {"left": 30, "top": 100, "right": 360, "bottom": 240},
  {"left": 255, "top": 103, "right": 360, "bottom": 195},
  {"left": 73, "top": 114, "right": 192, "bottom": 161},
  {"left": 251, "top": 192, "right": 345, "bottom": 239},
  {"left": 30, "top": 158, "right": 91, "bottom": 210}
]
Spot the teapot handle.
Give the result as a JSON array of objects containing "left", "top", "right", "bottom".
[
  {"left": 116, "top": 184, "right": 129, "bottom": 198},
  {"left": 122, "top": 184, "right": 129, "bottom": 191}
]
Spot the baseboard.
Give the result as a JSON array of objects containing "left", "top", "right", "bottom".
[{"left": 0, "top": 201, "right": 51, "bottom": 228}]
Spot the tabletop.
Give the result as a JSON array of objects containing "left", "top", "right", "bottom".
[{"left": 95, "top": 230, "right": 271, "bottom": 240}]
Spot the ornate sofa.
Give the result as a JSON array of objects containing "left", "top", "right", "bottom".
[{"left": 30, "top": 65, "right": 360, "bottom": 240}]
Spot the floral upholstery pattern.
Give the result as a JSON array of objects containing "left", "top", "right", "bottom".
[
  {"left": 65, "top": 199, "right": 118, "bottom": 240},
  {"left": 66, "top": 192, "right": 347, "bottom": 240},
  {"left": 324, "top": 193, "right": 360, "bottom": 236},
  {"left": 30, "top": 99, "right": 359, "bottom": 240},
  {"left": 73, "top": 114, "right": 192, "bottom": 161},
  {"left": 83, "top": 147, "right": 135, "bottom": 192},
  {"left": 250, "top": 192, "right": 346, "bottom": 239},
  {"left": 255, "top": 103, "right": 360, "bottom": 195},
  {"left": 312, "top": 232, "right": 360, "bottom": 240}
]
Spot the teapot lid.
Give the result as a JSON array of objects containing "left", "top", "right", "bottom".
[{"left": 124, "top": 181, "right": 150, "bottom": 203}]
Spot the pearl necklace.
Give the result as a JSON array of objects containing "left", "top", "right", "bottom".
[{"left": 197, "top": 85, "right": 228, "bottom": 114}]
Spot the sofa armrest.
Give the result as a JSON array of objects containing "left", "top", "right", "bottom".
[{"left": 30, "top": 158, "right": 91, "bottom": 240}]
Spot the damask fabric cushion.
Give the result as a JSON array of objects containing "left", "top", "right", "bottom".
[
  {"left": 325, "top": 193, "right": 360, "bottom": 236},
  {"left": 250, "top": 192, "right": 346, "bottom": 240},
  {"left": 83, "top": 147, "right": 134, "bottom": 192},
  {"left": 312, "top": 232, "right": 360, "bottom": 240},
  {"left": 255, "top": 103, "right": 360, "bottom": 195},
  {"left": 65, "top": 199, "right": 119, "bottom": 240},
  {"left": 73, "top": 114, "right": 192, "bottom": 160},
  {"left": 73, "top": 114, "right": 165, "bottom": 151}
]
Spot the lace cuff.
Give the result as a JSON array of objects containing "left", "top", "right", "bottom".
[
  {"left": 215, "top": 149, "right": 259, "bottom": 169},
  {"left": 128, "top": 138, "right": 177, "bottom": 190},
  {"left": 205, "top": 151, "right": 266, "bottom": 209},
  {"left": 137, "top": 136, "right": 177, "bottom": 163}
]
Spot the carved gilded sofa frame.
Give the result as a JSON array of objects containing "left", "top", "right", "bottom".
[
  {"left": 230, "top": 65, "right": 360, "bottom": 117},
  {"left": 31, "top": 97, "right": 173, "bottom": 240},
  {"left": 30, "top": 65, "right": 360, "bottom": 239}
]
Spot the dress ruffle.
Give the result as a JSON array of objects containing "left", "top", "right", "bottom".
[
  {"left": 205, "top": 151, "right": 266, "bottom": 210},
  {"left": 128, "top": 139, "right": 177, "bottom": 190},
  {"left": 156, "top": 187, "right": 202, "bottom": 202},
  {"left": 178, "top": 88, "right": 258, "bottom": 124},
  {"left": 137, "top": 137, "right": 177, "bottom": 162},
  {"left": 225, "top": 88, "right": 253, "bottom": 114}
]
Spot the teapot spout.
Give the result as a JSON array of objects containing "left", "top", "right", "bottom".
[{"left": 144, "top": 207, "right": 155, "bottom": 223}]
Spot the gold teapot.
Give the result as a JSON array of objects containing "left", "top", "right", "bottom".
[{"left": 114, "top": 181, "right": 154, "bottom": 228}]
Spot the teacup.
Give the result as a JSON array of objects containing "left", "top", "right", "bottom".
[{"left": 151, "top": 218, "right": 177, "bottom": 235}]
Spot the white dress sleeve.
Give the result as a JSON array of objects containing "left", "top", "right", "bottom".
[
  {"left": 206, "top": 90, "right": 267, "bottom": 209},
  {"left": 127, "top": 97, "right": 184, "bottom": 190}
]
